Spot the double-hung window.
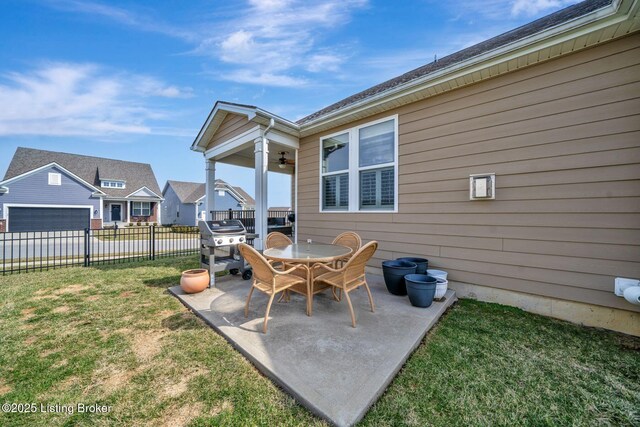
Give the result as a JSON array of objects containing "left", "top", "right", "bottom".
[
  {"left": 320, "top": 116, "right": 397, "bottom": 212},
  {"left": 133, "top": 202, "right": 151, "bottom": 216}
]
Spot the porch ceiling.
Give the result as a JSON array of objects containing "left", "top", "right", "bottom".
[{"left": 211, "top": 141, "right": 296, "bottom": 175}]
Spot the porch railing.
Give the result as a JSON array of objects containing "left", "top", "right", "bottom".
[{"left": 210, "top": 209, "right": 293, "bottom": 235}]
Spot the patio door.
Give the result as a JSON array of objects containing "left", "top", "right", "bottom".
[{"left": 111, "top": 204, "right": 122, "bottom": 222}]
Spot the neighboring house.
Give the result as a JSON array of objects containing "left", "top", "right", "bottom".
[
  {"left": 190, "top": 0, "right": 640, "bottom": 335},
  {"left": 0, "top": 147, "right": 163, "bottom": 232},
  {"left": 268, "top": 207, "right": 292, "bottom": 213},
  {"left": 162, "top": 179, "right": 255, "bottom": 226}
]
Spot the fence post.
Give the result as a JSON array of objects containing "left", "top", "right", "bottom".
[
  {"left": 84, "top": 228, "right": 90, "bottom": 267},
  {"left": 151, "top": 224, "right": 156, "bottom": 260},
  {"left": 228, "top": 208, "right": 233, "bottom": 220}
]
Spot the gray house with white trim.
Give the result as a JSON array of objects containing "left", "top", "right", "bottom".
[
  {"left": 161, "top": 179, "right": 255, "bottom": 226},
  {"left": 0, "top": 147, "right": 163, "bottom": 232}
]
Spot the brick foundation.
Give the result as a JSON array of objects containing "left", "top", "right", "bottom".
[
  {"left": 0, "top": 219, "right": 5, "bottom": 232},
  {"left": 91, "top": 219, "right": 103, "bottom": 230}
]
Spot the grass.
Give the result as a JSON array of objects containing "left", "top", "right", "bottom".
[{"left": 0, "top": 257, "right": 638, "bottom": 426}]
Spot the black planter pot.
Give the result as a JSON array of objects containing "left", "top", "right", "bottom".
[
  {"left": 405, "top": 274, "right": 437, "bottom": 308},
  {"left": 396, "top": 257, "right": 429, "bottom": 274},
  {"left": 382, "top": 260, "right": 417, "bottom": 295}
]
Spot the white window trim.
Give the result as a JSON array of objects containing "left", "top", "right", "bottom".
[
  {"left": 101, "top": 180, "right": 126, "bottom": 189},
  {"left": 319, "top": 114, "right": 399, "bottom": 213},
  {"left": 132, "top": 201, "right": 151, "bottom": 216}
]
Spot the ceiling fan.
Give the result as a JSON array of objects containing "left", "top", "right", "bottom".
[{"left": 276, "top": 151, "right": 295, "bottom": 169}]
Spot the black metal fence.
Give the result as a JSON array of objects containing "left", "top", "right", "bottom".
[{"left": 0, "top": 225, "right": 199, "bottom": 275}]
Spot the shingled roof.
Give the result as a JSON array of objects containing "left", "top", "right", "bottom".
[
  {"left": 231, "top": 185, "right": 256, "bottom": 206},
  {"left": 3, "top": 147, "right": 162, "bottom": 198},
  {"left": 165, "top": 180, "right": 205, "bottom": 204},
  {"left": 296, "top": 0, "right": 613, "bottom": 125},
  {"left": 164, "top": 179, "right": 256, "bottom": 206}
]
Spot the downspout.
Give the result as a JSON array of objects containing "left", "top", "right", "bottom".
[{"left": 262, "top": 118, "right": 275, "bottom": 140}]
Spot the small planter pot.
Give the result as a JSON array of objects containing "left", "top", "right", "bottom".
[
  {"left": 434, "top": 278, "right": 448, "bottom": 300},
  {"left": 396, "top": 257, "right": 429, "bottom": 274},
  {"left": 426, "top": 269, "right": 448, "bottom": 280},
  {"left": 382, "top": 260, "right": 417, "bottom": 295},
  {"left": 180, "top": 269, "right": 210, "bottom": 294},
  {"left": 405, "top": 274, "right": 437, "bottom": 308}
]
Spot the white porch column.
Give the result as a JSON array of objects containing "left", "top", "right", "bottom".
[
  {"left": 254, "top": 136, "right": 269, "bottom": 250},
  {"left": 205, "top": 158, "right": 216, "bottom": 221}
]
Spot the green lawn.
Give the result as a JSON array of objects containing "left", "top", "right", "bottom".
[{"left": 0, "top": 257, "right": 638, "bottom": 426}]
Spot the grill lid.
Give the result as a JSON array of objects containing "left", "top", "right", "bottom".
[{"left": 199, "top": 219, "right": 246, "bottom": 235}]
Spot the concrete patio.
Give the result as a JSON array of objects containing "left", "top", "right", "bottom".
[{"left": 169, "top": 273, "right": 456, "bottom": 427}]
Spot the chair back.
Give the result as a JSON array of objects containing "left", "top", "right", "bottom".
[
  {"left": 343, "top": 241, "right": 378, "bottom": 284},
  {"left": 265, "top": 232, "right": 292, "bottom": 249},
  {"left": 238, "top": 243, "right": 274, "bottom": 285},
  {"left": 332, "top": 232, "right": 362, "bottom": 257}
]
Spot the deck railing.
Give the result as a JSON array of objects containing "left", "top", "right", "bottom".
[{"left": 210, "top": 209, "right": 293, "bottom": 235}]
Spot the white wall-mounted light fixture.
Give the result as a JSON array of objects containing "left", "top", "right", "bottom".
[{"left": 469, "top": 173, "right": 495, "bottom": 200}]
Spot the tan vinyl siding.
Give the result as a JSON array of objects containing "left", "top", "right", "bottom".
[
  {"left": 205, "top": 113, "right": 256, "bottom": 151},
  {"left": 296, "top": 33, "right": 640, "bottom": 312}
]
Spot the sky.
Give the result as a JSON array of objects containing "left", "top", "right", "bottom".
[{"left": 0, "top": 0, "right": 581, "bottom": 207}]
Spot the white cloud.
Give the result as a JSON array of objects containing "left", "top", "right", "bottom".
[
  {"left": 306, "top": 54, "right": 344, "bottom": 73},
  {"left": 0, "top": 63, "right": 192, "bottom": 137},
  {"left": 511, "top": 0, "right": 579, "bottom": 16},
  {"left": 202, "top": 0, "right": 367, "bottom": 85},
  {"left": 220, "top": 70, "right": 307, "bottom": 87},
  {"left": 247, "top": 0, "right": 293, "bottom": 10},
  {"left": 44, "top": 0, "right": 196, "bottom": 41},
  {"left": 44, "top": 0, "right": 368, "bottom": 87}
]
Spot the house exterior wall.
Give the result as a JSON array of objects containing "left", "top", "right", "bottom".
[
  {"left": 161, "top": 185, "right": 181, "bottom": 225},
  {"left": 0, "top": 165, "right": 102, "bottom": 220},
  {"left": 214, "top": 190, "right": 244, "bottom": 210},
  {"left": 163, "top": 183, "right": 243, "bottom": 225},
  {"left": 296, "top": 34, "right": 640, "bottom": 315},
  {"left": 205, "top": 113, "right": 257, "bottom": 151}
]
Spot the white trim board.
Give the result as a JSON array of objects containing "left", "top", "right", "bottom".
[{"left": 125, "top": 186, "right": 164, "bottom": 200}]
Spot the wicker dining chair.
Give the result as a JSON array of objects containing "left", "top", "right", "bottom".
[
  {"left": 312, "top": 241, "right": 378, "bottom": 328},
  {"left": 238, "top": 243, "right": 309, "bottom": 333},
  {"left": 329, "top": 231, "right": 362, "bottom": 300},
  {"left": 265, "top": 231, "right": 292, "bottom": 249},
  {"left": 332, "top": 231, "right": 362, "bottom": 267}
]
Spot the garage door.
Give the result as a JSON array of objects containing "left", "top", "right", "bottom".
[{"left": 8, "top": 207, "right": 90, "bottom": 232}]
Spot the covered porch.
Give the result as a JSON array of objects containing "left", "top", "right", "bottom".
[{"left": 191, "top": 102, "right": 300, "bottom": 250}]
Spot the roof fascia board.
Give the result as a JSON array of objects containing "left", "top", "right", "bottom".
[
  {"left": 125, "top": 186, "right": 164, "bottom": 200},
  {"left": 191, "top": 103, "right": 259, "bottom": 152},
  {"left": 299, "top": 0, "right": 628, "bottom": 135},
  {"left": 193, "top": 102, "right": 301, "bottom": 153},
  {"left": 0, "top": 162, "right": 106, "bottom": 195}
]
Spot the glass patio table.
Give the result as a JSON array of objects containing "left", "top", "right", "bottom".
[{"left": 263, "top": 243, "right": 352, "bottom": 316}]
